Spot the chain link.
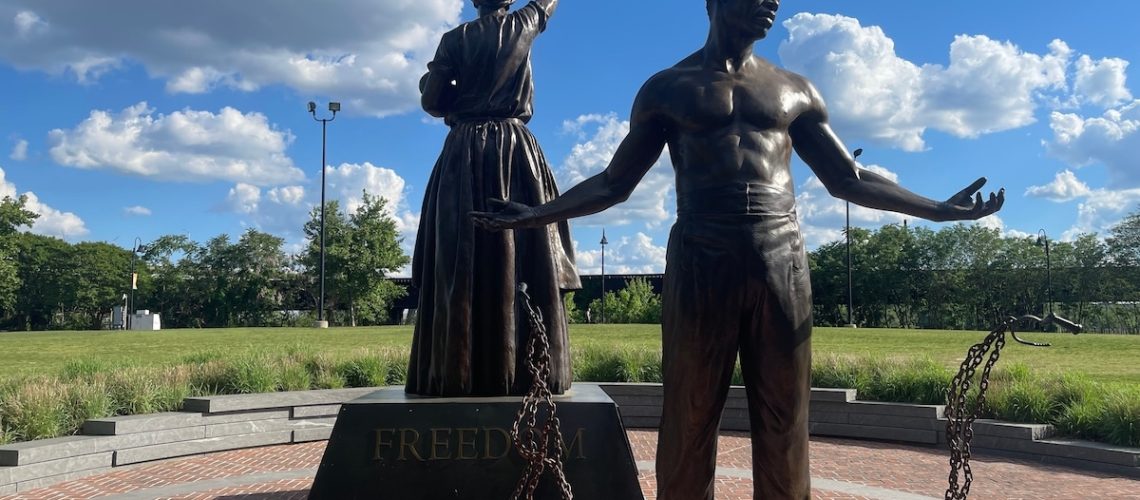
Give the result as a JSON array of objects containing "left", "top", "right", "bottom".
[
  {"left": 945, "top": 317, "right": 1012, "bottom": 500},
  {"left": 510, "top": 283, "right": 573, "bottom": 500}
]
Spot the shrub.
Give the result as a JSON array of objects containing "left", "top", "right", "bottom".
[
  {"left": 279, "top": 360, "right": 313, "bottom": 391},
  {"left": 1, "top": 377, "right": 69, "bottom": 440},
  {"left": 1100, "top": 389, "right": 1140, "bottom": 447},
  {"left": 306, "top": 354, "right": 347, "bottom": 389},
  {"left": 225, "top": 354, "right": 279, "bottom": 394},
  {"left": 588, "top": 278, "right": 662, "bottom": 324},
  {"left": 338, "top": 354, "right": 388, "bottom": 388},
  {"left": 188, "top": 360, "right": 232, "bottom": 395},
  {"left": 152, "top": 366, "right": 193, "bottom": 412},
  {"left": 67, "top": 377, "right": 114, "bottom": 430},
  {"left": 1057, "top": 396, "right": 1106, "bottom": 440},
  {"left": 0, "top": 345, "right": 1136, "bottom": 449},
  {"left": 573, "top": 346, "right": 626, "bottom": 382},
  {"left": 109, "top": 368, "right": 163, "bottom": 415}
]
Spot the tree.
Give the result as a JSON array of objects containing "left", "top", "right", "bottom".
[
  {"left": 302, "top": 192, "right": 409, "bottom": 326},
  {"left": 562, "top": 291, "right": 585, "bottom": 323},
  {"left": 66, "top": 242, "right": 133, "bottom": 329},
  {"left": 589, "top": 277, "right": 662, "bottom": 324},
  {"left": 0, "top": 196, "right": 37, "bottom": 321},
  {"left": 0, "top": 195, "right": 37, "bottom": 237},
  {"left": 192, "top": 230, "right": 288, "bottom": 327},
  {"left": 138, "top": 235, "right": 201, "bottom": 328},
  {"left": 1107, "top": 209, "right": 1140, "bottom": 266},
  {"left": 11, "top": 233, "right": 70, "bottom": 330},
  {"left": 227, "top": 229, "right": 289, "bottom": 326}
]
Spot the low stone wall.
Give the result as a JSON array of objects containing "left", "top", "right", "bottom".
[
  {"left": 0, "top": 384, "right": 1137, "bottom": 494},
  {"left": 602, "top": 383, "right": 1140, "bottom": 477}
]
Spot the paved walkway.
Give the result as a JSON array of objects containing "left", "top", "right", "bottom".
[{"left": 3, "top": 430, "right": 1137, "bottom": 499}]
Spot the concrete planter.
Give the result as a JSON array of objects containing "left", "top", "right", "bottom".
[{"left": 1, "top": 384, "right": 1137, "bottom": 493}]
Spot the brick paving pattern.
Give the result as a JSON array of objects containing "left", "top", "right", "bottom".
[{"left": 3, "top": 430, "right": 1137, "bottom": 499}]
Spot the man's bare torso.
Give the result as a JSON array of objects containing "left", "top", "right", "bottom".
[{"left": 642, "top": 53, "right": 816, "bottom": 213}]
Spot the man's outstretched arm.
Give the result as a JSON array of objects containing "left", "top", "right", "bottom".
[
  {"left": 789, "top": 84, "right": 1003, "bottom": 222},
  {"left": 472, "top": 91, "right": 668, "bottom": 229}
]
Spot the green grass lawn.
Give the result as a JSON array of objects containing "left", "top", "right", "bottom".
[{"left": 2, "top": 325, "right": 1139, "bottom": 385}]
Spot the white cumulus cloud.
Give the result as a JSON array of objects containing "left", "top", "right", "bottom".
[
  {"left": 1025, "top": 170, "right": 1093, "bottom": 201},
  {"left": 1072, "top": 55, "right": 1133, "bottom": 108},
  {"left": 0, "top": 1, "right": 463, "bottom": 116},
  {"left": 573, "top": 232, "right": 667, "bottom": 275},
  {"left": 224, "top": 182, "right": 310, "bottom": 234},
  {"left": 12, "top": 10, "right": 47, "bottom": 38},
  {"left": 220, "top": 161, "right": 419, "bottom": 245},
  {"left": 0, "top": 165, "right": 87, "bottom": 238},
  {"left": 48, "top": 102, "right": 303, "bottom": 186},
  {"left": 779, "top": 13, "right": 1069, "bottom": 151},
  {"left": 1063, "top": 188, "right": 1140, "bottom": 240},
  {"left": 325, "top": 162, "right": 419, "bottom": 234},
  {"left": 123, "top": 205, "right": 151, "bottom": 216},
  {"left": 556, "top": 113, "right": 675, "bottom": 229},
  {"left": 1046, "top": 100, "right": 1140, "bottom": 188},
  {"left": 9, "top": 139, "right": 27, "bottom": 161}
]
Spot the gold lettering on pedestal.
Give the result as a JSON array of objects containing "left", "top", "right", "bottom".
[
  {"left": 484, "top": 427, "right": 511, "bottom": 460},
  {"left": 373, "top": 427, "right": 587, "bottom": 462},
  {"left": 456, "top": 428, "right": 478, "bottom": 459},
  {"left": 399, "top": 429, "right": 423, "bottom": 461},
  {"left": 429, "top": 428, "right": 451, "bottom": 460},
  {"left": 374, "top": 429, "right": 396, "bottom": 460},
  {"left": 561, "top": 427, "right": 586, "bottom": 459}
]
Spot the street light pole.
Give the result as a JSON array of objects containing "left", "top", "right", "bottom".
[
  {"left": 128, "top": 237, "right": 146, "bottom": 330},
  {"left": 600, "top": 229, "right": 608, "bottom": 324},
  {"left": 847, "top": 148, "right": 863, "bottom": 328},
  {"left": 1037, "top": 229, "right": 1053, "bottom": 318},
  {"left": 309, "top": 101, "right": 340, "bottom": 329}
]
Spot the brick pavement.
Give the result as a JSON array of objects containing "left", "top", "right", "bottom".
[{"left": 3, "top": 430, "right": 1137, "bottom": 499}]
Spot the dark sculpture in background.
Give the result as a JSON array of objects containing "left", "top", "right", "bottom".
[
  {"left": 407, "top": 0, "right": 579, "bottom": 397},
  {"left": 472, "top": 0, "right": 1005, "bottom": 498}
]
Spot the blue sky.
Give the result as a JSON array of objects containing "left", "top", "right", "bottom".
[{"left": 2, "top": 0, "right": 1138, "bottom": 275}]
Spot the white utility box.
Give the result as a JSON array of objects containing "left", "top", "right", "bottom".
[{"left": 130, "top": 310, "right": 162, "bottom": 331}]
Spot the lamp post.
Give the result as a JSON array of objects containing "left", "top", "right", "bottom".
[
  {"left": 1036, "top": 229, "right": 1053, "bottom": 319},
  {"left": 128, "top": 237, "right": 147, "bottom": 330},
  {"left": 846, "top": 148, "right": 863, "bottom": 328},
  {"left": 599, "top": 229, "right": 608, "bottom": 324},
  {"left": 309, "top": 101, "right": 340, "bottom": 328}
]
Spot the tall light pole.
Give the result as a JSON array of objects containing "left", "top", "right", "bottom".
[
  {"left": 847, "top": 148, "right": 863, "bottom": 328},
  {"left": 1036, "top": 229, "right": 1053, "bottom": 319},
  {"left": 128, "top": 237, "right": 147, "bottom": 330},
  {"left": 309, "top": 101, "right": 340, "bottom": 329},
  {"left": 599, "top": 229, "right": 608, "bottom": 324}
]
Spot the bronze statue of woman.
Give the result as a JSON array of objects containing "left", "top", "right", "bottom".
[{"left": 407, "top": 0, "right": 578, "bottom": 397}]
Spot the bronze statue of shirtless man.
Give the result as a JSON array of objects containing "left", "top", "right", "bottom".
[{"left": 474, "top": 0, "right": 1004, "bottom": 498}]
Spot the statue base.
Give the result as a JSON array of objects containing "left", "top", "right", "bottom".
[{"left": 309, "top": 384, "right": 644, "bottom": 500}]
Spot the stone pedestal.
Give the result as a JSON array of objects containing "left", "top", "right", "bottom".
[
  {"left": 309, "top": 384, "right": 643, "bottom": 500},
  {"left": 313, "top": 321, "right": 329, "bottom": 329}
]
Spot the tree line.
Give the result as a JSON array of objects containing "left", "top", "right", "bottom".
[
  {"left": 565, "top": 211, "right": 1140, "bottom": 333},
  {"left": 0, "top": 192, "right": 408, "bottom": 331},
  {"left": 810, "top": 214, "right": 1140, "bottom": 333},
  {"left": 4, "top": 189, "right": 1140, "bottom": 333}
]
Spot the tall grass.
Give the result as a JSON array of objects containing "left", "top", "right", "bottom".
[{"left": 0, "top": 346, "right": 1136, "bottom": 449}]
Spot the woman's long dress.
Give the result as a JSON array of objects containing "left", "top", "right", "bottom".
[{"left": 406, "top": 2, "right": 580, "bottom": 397}]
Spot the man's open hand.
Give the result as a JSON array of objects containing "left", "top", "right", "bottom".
[
  {"left": 937, "top": 177, "right": 1005, "bottom": 221},
  {"left": 470, "top": 198, "right": 541, "bottom": 231}
]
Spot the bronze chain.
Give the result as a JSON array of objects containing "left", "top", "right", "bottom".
[
  {"left": 945, "top": 318, "right": 1009, "bottom": 500},
  {"left": 510, "top": 283, "right": 573, "bottom": 500},
  {"left": 945, "top": 312, "right": 1081, "bottom": 499}
]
